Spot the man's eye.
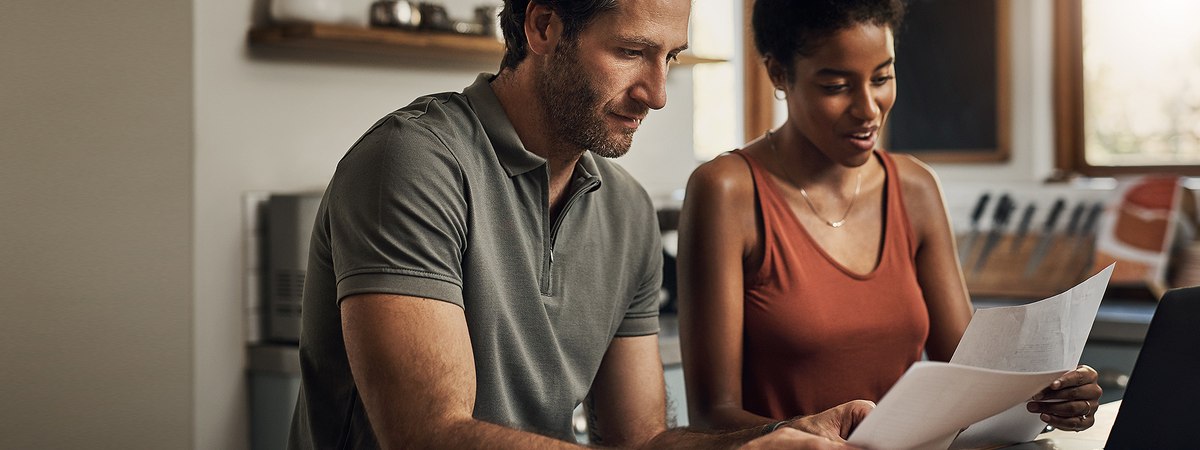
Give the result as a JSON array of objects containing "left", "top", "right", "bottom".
[
  {"left": 872, "top": 75, "right": 895, "bottom": 86},
  {"left": 621, "top": 48, "right": 643, "bottom": 58}
]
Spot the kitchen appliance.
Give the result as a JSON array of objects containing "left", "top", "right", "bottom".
[
  {"left": 249, "top": 344, "right": 301, "bottom": 450},
  {"left": 264, "top": 193, "right": 322, "bottom": 343}
]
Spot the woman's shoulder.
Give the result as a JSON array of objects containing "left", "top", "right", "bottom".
[
  {"left": 682, "top": 147, "right": 763, "bottom": 253},
  {"left": 885, "top": 152, "right": 950, "bottom": 227},
  {"left": 886, "top": 152, "right": 943, "bottom": 202},
  {"left": 688, "top": 148, "right": 758, "bottom": 201}
]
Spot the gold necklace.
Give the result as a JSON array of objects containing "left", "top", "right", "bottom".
[{"left": 766, "top": 130, "right": 861, "bottom": 228}]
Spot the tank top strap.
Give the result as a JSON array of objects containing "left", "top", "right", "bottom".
[
  {"left": 729, "top": 149, "right": 791, "bottom": 214},
  {"left": 876, "top": 150, "right": 919, "bottom": 261},
  {"left": 728, "top": 149, "right": 794, "bottom": 283}
]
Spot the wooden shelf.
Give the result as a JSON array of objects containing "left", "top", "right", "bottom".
[{"left": 247, "top": 23, "right": 727, "bottom": 66}]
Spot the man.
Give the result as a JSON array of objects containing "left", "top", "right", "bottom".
[{"left": 287, "top": 0, "right": 871, "bottom": 448}]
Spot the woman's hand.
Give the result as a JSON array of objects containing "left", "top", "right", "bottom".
[{"left": 1026, "top": 365, "right": 1103, "bottom": 431}]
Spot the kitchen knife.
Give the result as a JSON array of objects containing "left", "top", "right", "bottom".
[
  {"left": 1070, "top": 201, "right": 1106, "bottom": 279},
  {"left": 958, "top": 192, "right": 992, "bottom": 262},
  {"left": 1064, "top": 201, "right": 1087, "bottom": 235},
  {"left": 972, "top": 193, "right": 1015, "bottom": 273},
  {"left": 1050, "top": 200, "right": 1093, "bottom": 281},
  {"left": 1023, "top": 198, "right": 1071, "bottom": 278},
  {"left": 1009, "top": 202, "right": 1038, "bottom": 254}
]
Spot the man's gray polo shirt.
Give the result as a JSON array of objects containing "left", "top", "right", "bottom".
[{"left": 288, "top": 73, "right": 664, "bottom": 448}]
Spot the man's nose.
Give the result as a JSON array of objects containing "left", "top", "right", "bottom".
[{"left": 630, "top": 61, "right": 669, "bottom": 111}]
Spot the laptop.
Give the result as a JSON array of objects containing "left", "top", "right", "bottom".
[{"left": 1104, "top": 286, "right": 1200, "bottom": 449}]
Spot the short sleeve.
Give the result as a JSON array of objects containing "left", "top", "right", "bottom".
[
  {"left": 615, "top": 215, "right": 663, "bottom": 337},
  {"left": 326, "top": 115, "right": 468, "bottom": 307}
]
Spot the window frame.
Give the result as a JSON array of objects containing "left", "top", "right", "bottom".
[
  {"left": 1053, "top": 0, "right": 1200, "bottom": 176},
  {"left": 742, "top": 0, "right": 773, "bottom": 140}
]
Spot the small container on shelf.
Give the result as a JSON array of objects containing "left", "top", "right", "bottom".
[
  {"left": 369, "top": 0, "right": 421, "bottom": 29},
  {"left": 476, "top": 4, "right": 503, "bottom": 41},
  {"left": 271, "top": 0, "right": 374, "bottom": 26},
  {"left": 270, "top": 0, "right": 343, "bottom": 24}
]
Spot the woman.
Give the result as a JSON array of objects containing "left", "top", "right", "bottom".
[{"left": 677, "top": 0, "right": 1101, "bottom": 435}]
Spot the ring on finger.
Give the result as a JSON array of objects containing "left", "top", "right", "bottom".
[{"left": 1080, "top": 400, "right": 1090, "bottom": 420}]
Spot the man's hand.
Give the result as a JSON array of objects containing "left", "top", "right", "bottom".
[
  {"left": 786, "top": 400, "right": 875, "bottom": 440},
  {"left": 1027, "top": 365, "right": 1103, "bottom": 431},
  {"left": 740, "top": 427, "right": 861, "bottom": 450},
  {"left": 734, "top": 400, "right": 874, "bottom": 449}
]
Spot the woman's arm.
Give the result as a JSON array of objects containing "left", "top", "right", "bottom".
[
  {"left": 678, "top": 154, "right": 779, "bottom": 431},
  {"left": 892, "top": 155, "right": 974, "bottom": 361},
  {"left": 892, "top": 156, "right": 1103, "bottom": 430}
]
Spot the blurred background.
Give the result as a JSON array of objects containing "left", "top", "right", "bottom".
[{"left": 3, "top": 0, "right": 1198, "bottom": 448}]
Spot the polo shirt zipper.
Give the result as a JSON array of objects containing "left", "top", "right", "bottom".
[{"left": 541, "top": 177, "right": 600, "bottom": 295}]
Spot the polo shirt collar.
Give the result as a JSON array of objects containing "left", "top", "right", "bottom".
[
  {"left": 574, "top": 151, "right": 602, "bottom": 191},
  {"left": 463, "top": 73, "right": 544, "bottom": 177},
  {"left": 463, "top": 73, "right": 604, "bottom": 189}
]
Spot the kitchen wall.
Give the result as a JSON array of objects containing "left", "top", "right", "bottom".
[
  {"left": 929, "top": 0, "right": 1058, "bottom": 220},
  {"left": 0, "top": 1, "right": 194, "bottom": 449},
  {"left": 1, "top": 0, "right": 1056, "bottom": 448}
]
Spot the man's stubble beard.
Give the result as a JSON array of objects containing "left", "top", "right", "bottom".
[{"left": 535, "top": 41, "right": 641, "bottom": 159}]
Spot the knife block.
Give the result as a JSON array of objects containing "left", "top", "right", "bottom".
[{"left": 959, "top": 233, "right": 1095, "bottom": 299}]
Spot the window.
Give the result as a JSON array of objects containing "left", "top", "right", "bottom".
[
  {"left": 1055, "top": 0, "right": 1200, "bottom": 176},
  {"left": 691, "top": 0, "right": 741, "bottom": 161}
]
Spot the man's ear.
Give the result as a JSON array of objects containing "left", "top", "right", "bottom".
[{"left": 524, "top": 2, "right": 563, "bottom": 57}]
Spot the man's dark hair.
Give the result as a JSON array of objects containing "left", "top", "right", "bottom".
[
  {"left": 498, "top": 0, "right": 619, "bottom": 70},
  {"left": 752, "top": 0, "right": 905, "bottom": 81}
]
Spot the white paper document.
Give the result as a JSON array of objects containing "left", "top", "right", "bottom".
[
  {"left": 845, "top": 265, "right": 1115, "bottom": 449},
  {"left": 947, "top": 264, "right": 1114, "bottom": 449},
  {"left": 846, "top": 362, "right": 1066, "bottom": 450}
]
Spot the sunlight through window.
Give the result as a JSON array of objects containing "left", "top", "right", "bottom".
[
  {"left": 1083, "top": 0, "right": 1200, "bottom": 166},
  {"left": 691, "top": 0, "right": 739, "bottom": 161}
]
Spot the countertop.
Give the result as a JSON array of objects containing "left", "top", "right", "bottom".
[{"left": 1001, "top": 400, "right": 1121, "bottom": 449}]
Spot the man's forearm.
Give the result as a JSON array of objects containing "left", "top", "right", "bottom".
[
  {"left": 399, "top": 419, "right": 765, "bottom": 450},
  {"left": 398, "top": 417, "right": 587, "bottom": 450},
  {"left": 690, "top": 404, "right": 779, "bottom": 433},
  {"left": 638, "top": 425, "right": 764, "bottom": 450}
]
